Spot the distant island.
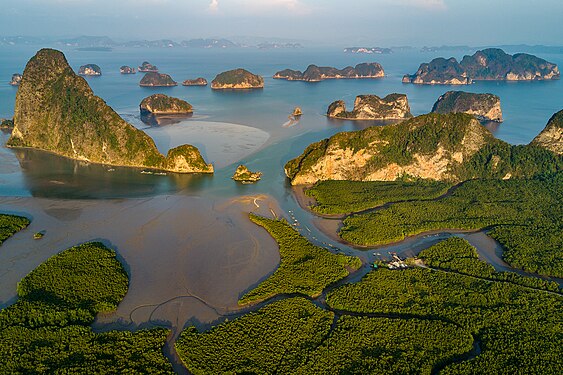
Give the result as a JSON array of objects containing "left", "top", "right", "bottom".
[
  {"left": 138, "top": 61, "right": 158, "bottom": 72},
  {"left": 274, "top": 63, "right": 384, "bottom": 82},
  {"left": 182, "top": 77, "right": 207, "bottom": 86},
  {"left": 431, "top": 91, "right": 503, "bottom": 122},
  {"left": 78, "top": 64, "right": 101, "bottom": 76},
  {"left": 403, "top": 48, "right": 560, "bottom": 84},
  {"left": 120, "top": 65, "right": 136, "bottom": 74},
  {"left": 257, "top": 42, "right": 303, "bottom": 49},
  {"left": 211, "top": 69, "right": 264, "bottom": 90},
  {"left": 9, "top": 73, "right": 22, "bottom": 86},
  {"left": 327, "top": 94, "right": 412, "bottom": 120},
  {"left": 140, "top": 94, "right": 193, "bottom": 115},
  {"left": 344, "top": 47, "right": 392, "bottom": 54},
  {"left": 139, "top": 72, "right": 177, "bottom": 87},
  {"left": 8, "top": 48, "right": 212, "bottom": 174}
]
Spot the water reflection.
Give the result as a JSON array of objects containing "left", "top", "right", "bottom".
[
  {"left": 140, "top": 112, "right": 193, "bottom": 126},
  {"left": 12, "top": 148, "right": 213, "bottom": 199}
]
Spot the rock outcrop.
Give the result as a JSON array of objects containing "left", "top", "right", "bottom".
[
  {"left": 531, "top": 110, "right": 563, "bottom": 155},
  {"left": 0, "top": 118, "right": 14, "bottom": 129},
  {"left": 138, "top": 61, "right": 158, "bottom": 72},
  {"left": 285, "top": 113, "right": 507, "bottom": 185},
  {"left": 403, "top": 49, "right": 559, "bottom": 84},
  {"left": 431, "top": 91, "right": 503, "bottom": 122},
  {"left": 8, "top": 48, "right": 212, "bottom": 174},
  {"left": 182, "top": 77, "right": 207, "bottom": 86},
  {"left": 140, "top": 94, "right": 193, "bottom": 115},
  {"left": 9, "top": 73, "right": 22, "bottom": 86},
  {"left": 232, "top": 165, "right": 262, "bottom": 183},
  {"left": 402, "top": 58, "right": 470, "bottom": 85},
  {"left": 139, "top": 72, "right": 177, "bottom": 87},
  {"left": 327, "top": 94, "right": 412, "bottom": 120},
  {"left": 120, "top": 66, "right": 136, "bottom": 74},
  {"left": 78, "top": 64, "right": 101, "bottom": 76},
  {"left": 211, "top": 69, "right": 264, "bottom": 89},
  {"left": 274, "top": 63, "right": 384, "bottom": 82}
]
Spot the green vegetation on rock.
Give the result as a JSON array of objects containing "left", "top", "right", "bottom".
[
  {"left": 8, "top": 48, "right": 211, "bottom": 174},
  {"left": 0, "top": 242, "right": 173, "bottom": 373},
  {"left": 531, "top": 109, "right": 563, "bottom": 155},
  {"left": 0, "top": 214, "right": 30, "bottom": 245},
  {"left": 305, "top": 179, "right": 450, "bottom": 214},
  {"left": 341, "top": 173, "right": 563, "bottom": 277},
  {"left": 285, "top": 112, "right": 562, "bottom": 185},
  {"left": 211, "top": 68, "right": 264, "bottom": 89},
  {"left": 140, "top": 94, "right": 193, "bottom": 114},
  {"left": 239, "top": 214, "right": 361, "bottom": 305}
]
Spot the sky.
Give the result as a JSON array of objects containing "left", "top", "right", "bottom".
[{"left": 1, "top": 0, "right": 562, "bottom": 46}]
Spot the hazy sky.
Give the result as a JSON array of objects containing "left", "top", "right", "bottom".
[{"left": 1, "top": 0, "right": 562, "bottom": 46}]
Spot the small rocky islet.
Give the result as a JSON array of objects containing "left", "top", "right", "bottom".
[
  {"left": 138, "top": 61, "right": 158, "bottom": 72},
  {"left": 9, "top": 73, "right": 22, "bottom": 86},
  {"left": 211, "top": 68, "right": 264, "bottom": 89},
  {"left": 182, "top": 77, "right": 208, "bottom": 86},
  {"left": 120, "top": 65, "right": 136, "bottom": 74},
  {"left": 139, "top": 72, "right": 177, "bottom": 87},
  {"left": 78, "top": 64, "right": 102, "bottom": 76},
  {"left": 431, "top": 91, "right": 503, "bottom": 122},
  {"left": 403, "top": 48, "right": 559, "bottom": 84},
  {"left": 140, "top": 94, "right": 193, "bottom": 115},
  {"left": 232, "top": 165, "right": 262, "bottom": 183},
  {"left": 327, "top": 94, "right": 412, "bottom": 120},
  {"left": 274, "top": 62, "right": 384, "bottom": 82}
]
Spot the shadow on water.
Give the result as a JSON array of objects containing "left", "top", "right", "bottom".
[{"left": 11, "top": 148, "right": 213, "bottom": 199}]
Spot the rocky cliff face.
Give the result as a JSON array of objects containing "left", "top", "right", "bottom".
[
  {"left": 431, "top": 91, "right": 503, "bottom": 122},
  {"left": 182, "top": 77, "right": 207, "bottom": 86},
  {"left": 78, "top": 64, "right": 101, "bottom": 76},
  {"left": 9, "top": 73, "right": 22, "bottom": 86},
  {"left": 8, "top": 48, "right": 212, "bottom": 174},
  {"left": 404, "top": 49, "right": 559, "bottom": 85},
  {"left": 402, "top": 57, "right": 470, "bottom": 85},
  {"left": 285, "top": 113, "right": 499, "bottom": 185},
  {"left": 274, "top": 63, "right": 384, "bottom": 82},
  {"left": 139, "top": 94, "right": 193, "bottom": 114},
  {"left": 211, "top": 69, "right": 264, "bottom": 89},
  {"left": 531, "top": 110, "right": 563, "bottom": 155},
  {"left": 460, "top": 49, "right": 559, "bottom": 80},
  {"left": 327, "top": 94, "right": 412, "bottom": 120},
  {"left": 139, "top": 72, "right": 177, "bottom": 87}
]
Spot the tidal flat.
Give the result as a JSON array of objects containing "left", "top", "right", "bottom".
[{"left": 0, "top": 194, "right": 281, "bottom": 332}]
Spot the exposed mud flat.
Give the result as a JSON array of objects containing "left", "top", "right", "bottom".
[{"left": 0, "top": 194, "right": 281, "bottom": 331}]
